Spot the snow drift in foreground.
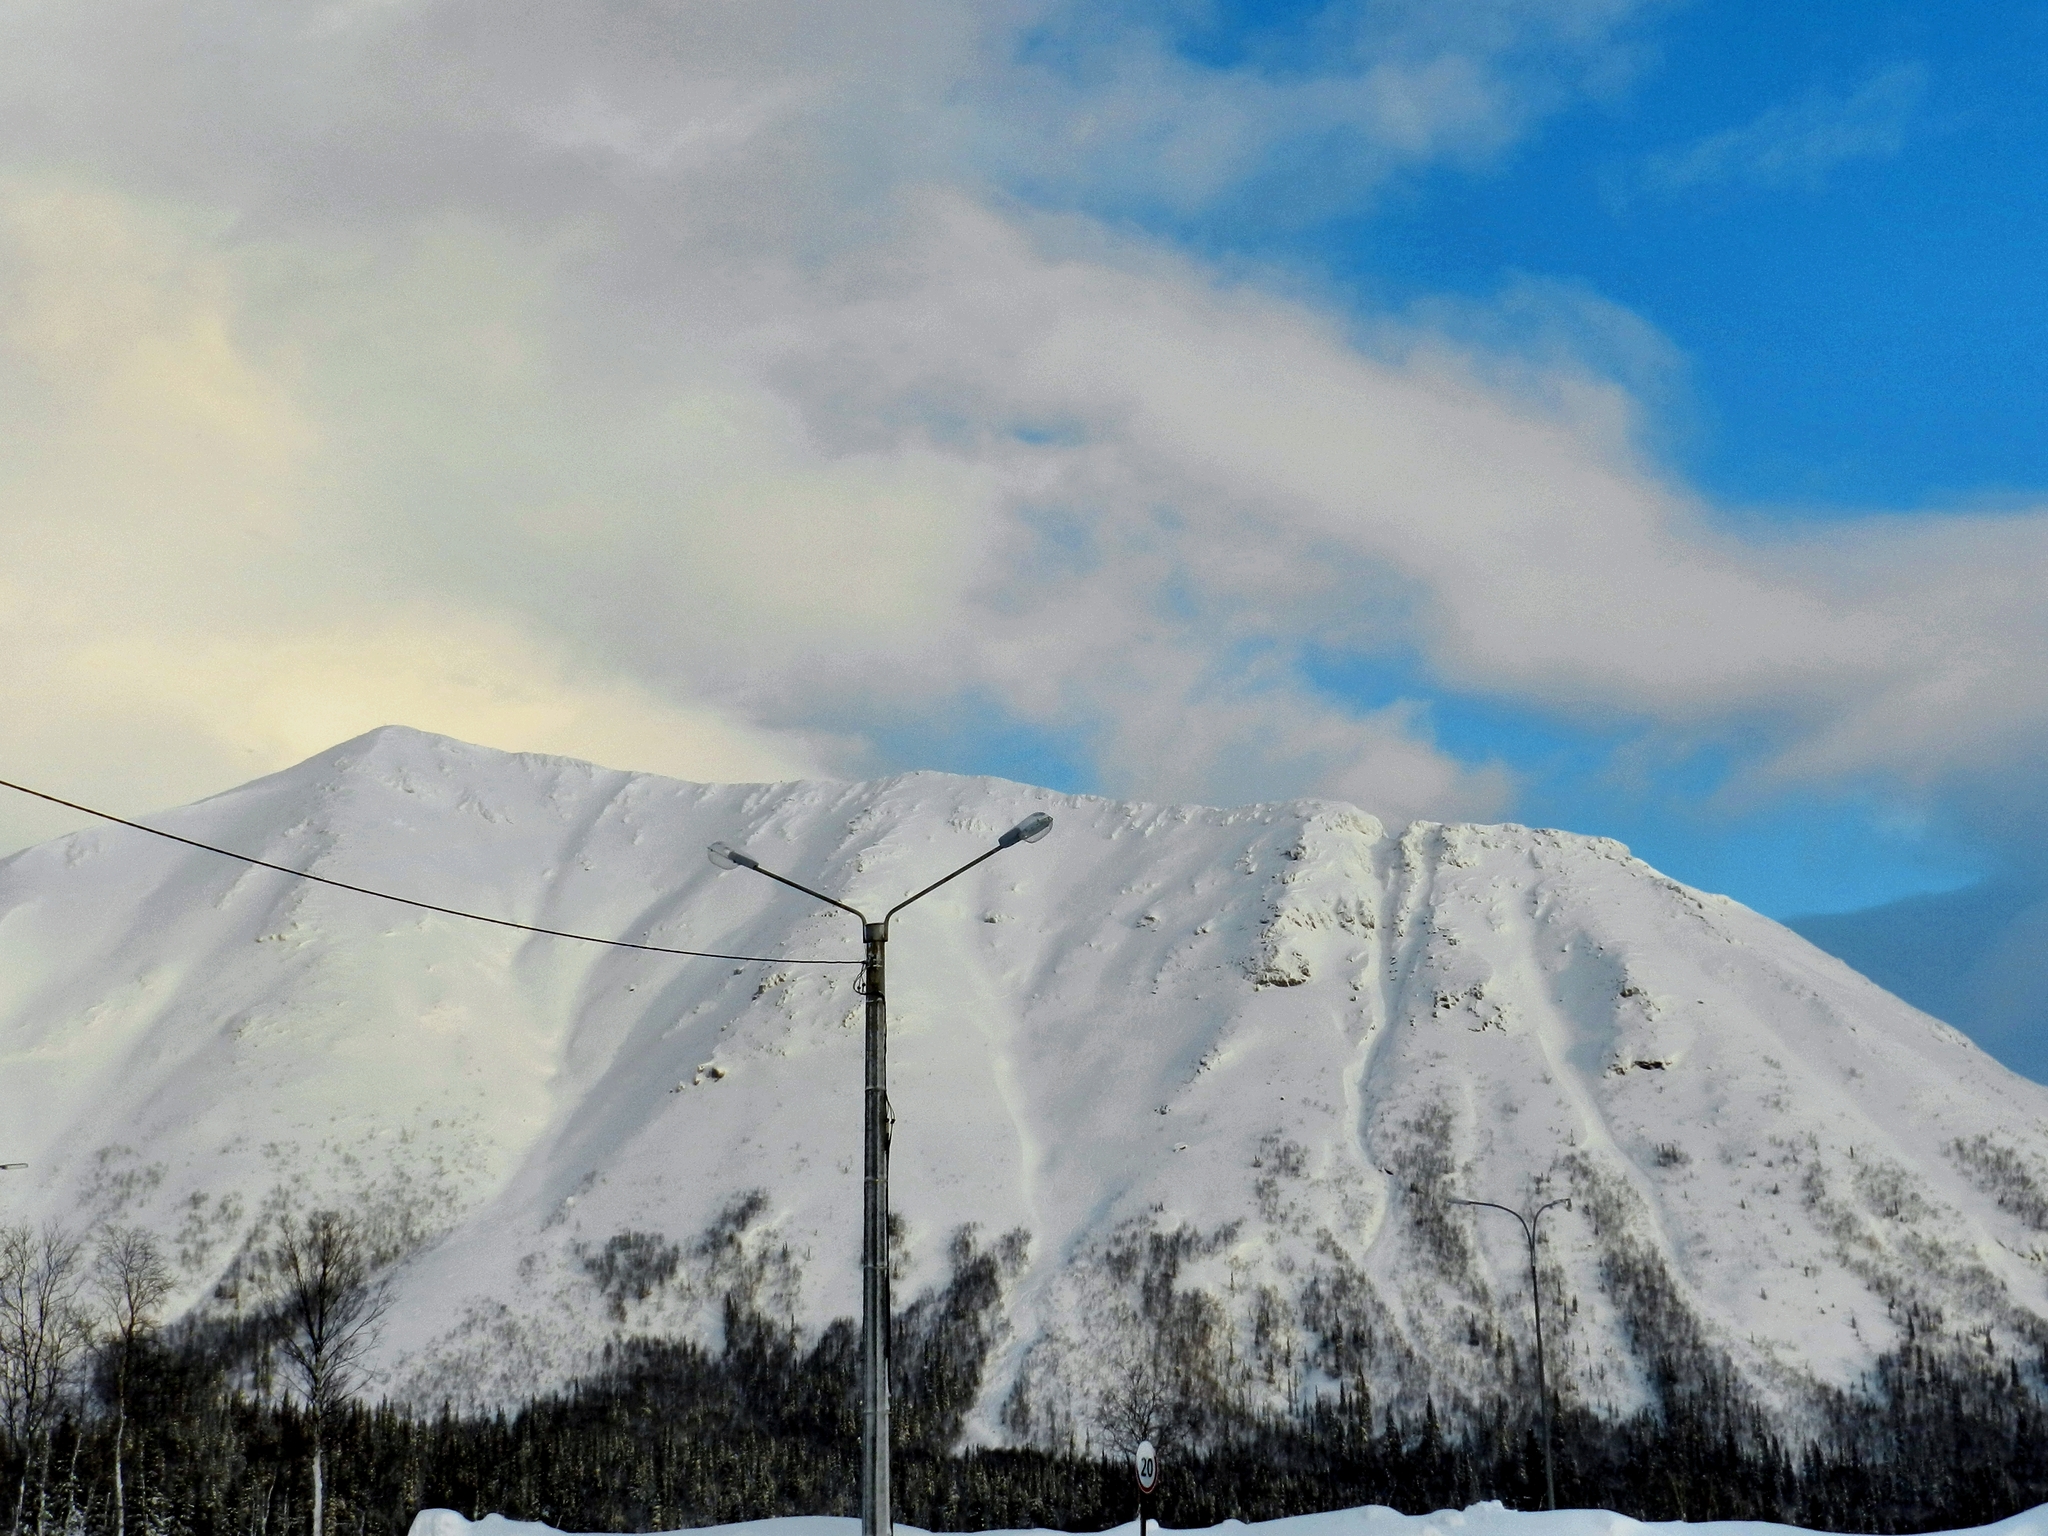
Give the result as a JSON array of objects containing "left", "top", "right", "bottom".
[{"left": 405, "top": 1501, "right": 2048, "bottom": 1536}]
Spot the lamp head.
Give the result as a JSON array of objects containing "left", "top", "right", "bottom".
[
  {"left": 998, "top": 811, "right": 1054, "bottom": 848},
  {"left": 707, "top": 841, "right": 759, "bottom": 871}
]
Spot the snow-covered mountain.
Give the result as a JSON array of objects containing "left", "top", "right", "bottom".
[{"left": 5, "top": 727, "right": 2047, "bottom": 1434}]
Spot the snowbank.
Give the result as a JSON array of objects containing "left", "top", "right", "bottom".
[{"left": 406, "top": 1500, "right": 2048, "bottom": 1536}]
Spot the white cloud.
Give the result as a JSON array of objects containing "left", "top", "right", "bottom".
[
  {"left": 0, "top": 178, "right": 842, "bottom": 852},
  {"left": 1, "top": 0, "right": 2044, "bottom": 869},
  {"left": 1639, "top": 63, "right": 1925, "bottom": 193},
  {"left": 742, "top": 191, "right": 2048, "bottom": 805},
  {"left": 968, "top": 0, "right": 1659, "bottom": 218}
]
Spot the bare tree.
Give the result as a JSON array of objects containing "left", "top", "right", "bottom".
[
  {"left": 269, "top": 1211, "right": 387, "bottom": 1536},
  {"left": 0, "top": 1224, "right": 92, "bottom": 1536},
  {"left": 93, "top": 1228, "right": 172, "bottom": 1536},
  {"left": 1092, "top": 1349, "right": 1178, "bottom": 1460}
]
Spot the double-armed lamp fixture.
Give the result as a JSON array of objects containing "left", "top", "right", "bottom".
[{"left": 707, "top": 809, "right": 1054, "bottom": 1536}]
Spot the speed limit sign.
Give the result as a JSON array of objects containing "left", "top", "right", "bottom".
[{"left": 1135, "top": 1440, "right": 1158, "bottom": 1495}]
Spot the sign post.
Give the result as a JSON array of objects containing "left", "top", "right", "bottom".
[{"left": 1134, "top": 1439, "right": 1158, "bottom": 1536}]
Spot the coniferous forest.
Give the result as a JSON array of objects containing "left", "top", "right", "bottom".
[{"left": 5, "top": 1216, "right": 2046, "bottom": 1536}]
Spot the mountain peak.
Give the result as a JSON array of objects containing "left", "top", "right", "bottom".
[{"left": 3, "top": 734, "right": 2044, "bottom": 1436}]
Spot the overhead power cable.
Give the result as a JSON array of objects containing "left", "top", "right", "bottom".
[{"left": 0, "top": 776, "right": 860, "bottom": 966}]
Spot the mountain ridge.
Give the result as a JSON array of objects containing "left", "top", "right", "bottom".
[{"left": 4, "top": 725, "right": 2046, "bottom": 1441}]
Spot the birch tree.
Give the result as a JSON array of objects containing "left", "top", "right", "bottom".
[
  {"left": 0, "top": 1225, "right": 91, "bottom": 1536},
  {"left": 269, "top": 1211, "right": 387, "bottom": 1536},
  {"left": 93, "top": 1228, "right": 172, "bottom": 1536}
]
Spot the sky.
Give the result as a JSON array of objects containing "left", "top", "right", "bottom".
[{"left": 1, "top": 0, "right": 2045, "bottom": 1070}]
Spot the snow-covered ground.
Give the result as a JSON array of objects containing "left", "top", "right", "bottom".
[
  {"left": 6, "top": 726, "right": 2048, "bottom": 1432},
  {"left": 407, "top": 1502, "right": 2048, "bottom": 1536}
]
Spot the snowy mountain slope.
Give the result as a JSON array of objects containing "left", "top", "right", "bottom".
[{"left": 4, "top": 727, "right": 2047, "bottom": 1432}]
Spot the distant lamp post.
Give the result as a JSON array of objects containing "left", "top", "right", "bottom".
[
  {"left": 707, "top": 808, "right": 1053, "bottom": 1536},
  {"left": 1452, "top": 1195, "right": 1572, "bottom": 1510}
]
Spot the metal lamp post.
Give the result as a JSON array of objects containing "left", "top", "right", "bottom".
[
  {"left": 1452, "top": 1195, "right": 1571, "bottom": 1510},
  {"left": 707, "top": 809, "right": 1054, "bottom": 1536}
]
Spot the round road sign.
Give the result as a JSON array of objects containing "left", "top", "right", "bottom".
[{"left": 1134, "top": 1440, "right": 1158, "bottom": 1494}]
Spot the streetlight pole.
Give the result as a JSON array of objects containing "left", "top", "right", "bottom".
[
  {"left": 707, "top": 809, "right": 1054, "bottom": 1536},
  {"left": 1452, "top": 1196, "right": 1571, "bottom": 1511}
]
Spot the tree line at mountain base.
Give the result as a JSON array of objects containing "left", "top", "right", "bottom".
[
  {"left": 5, "top": 1306, "right": 2044, "bottom": 1536},
  {"left": 9, "top": 1211, "right": 2047, "bottom": 1536}
]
